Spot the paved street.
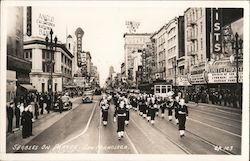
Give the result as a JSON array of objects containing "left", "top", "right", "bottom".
[{"left": 7, "top": 95, "right": 242, "bottom": 155}]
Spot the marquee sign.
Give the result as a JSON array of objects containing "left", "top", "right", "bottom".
[{"left": 207, "top": 60, "right": 243, "bottom": 83}]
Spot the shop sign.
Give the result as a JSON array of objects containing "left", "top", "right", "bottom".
[
  {"left": 176, "top": 75, "right": 191, "bottom": 86},
  {"left": 36, "top": 13, "right": 55, "bottom": 36},
  {"left": 190, "top": 63, "right": 207, "bottom": 84}
]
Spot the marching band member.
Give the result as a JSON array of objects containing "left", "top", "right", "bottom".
[
  {"left": 160, "top": 97, "right": 166, "bottom": 118},
  {"left": 176, "top": 99, "right": 189, "bottom": 137},
  {"left": 124, "top": 96, "right": 130, "bottom": 126},
  {"left": 150, "top": 97, "right": 157, "bottom": 125},
  {"left": 142, "top": 96, "right": 147, "bottom": 119},
  {"left": 167, "top": 97, "right": 174, "bottom": 121},
  {"left": 100, "top": 96, "right": 109, "bottom": 126},
  {"left": 174, "top": 96, "right": 180, "bottom": 125},
  {"left": 117, "top": 101, "right": 127, "bottom": 140},
  {"left": 146, "top": 96, "right": 151, "bottom": 121},
  {"left": 155, "top": 96, "right": 161, "bottom": 116}
]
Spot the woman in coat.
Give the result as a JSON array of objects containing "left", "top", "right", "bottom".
[
  {"left": 21, "top": 106, "right": 29, "bottom": 138},
  {"left": 176, "top": 99, "right": 189, "bottom": 137}
]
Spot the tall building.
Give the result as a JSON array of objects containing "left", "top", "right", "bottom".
[
  {"left": 123, "top": 33, "right": 151, "bottom": 77},
  {"left": 151, "top": 25, "right": 167, "bottom": 80},
  {"left": 7, "top": 7, "right": 32, "bottom": 102},
  {"left": 184, "top": 8, "right": 243, "bottom": 92},
  {"left": 24, "top": 37, "right": 74, "bottom": 93},
  {"left": 109, "top": 66, "right": 115, "bottom": 78},
  {"left": 22, "top": 6, "right": 74, "bottom": 93},
  {"left": 165, "top": 16, "right": 186, "bottom": 87},
  {"left": 66, "top": 34, "right": 77, "bottom": 77}
]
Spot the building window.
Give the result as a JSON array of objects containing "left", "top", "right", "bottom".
[
  {"left": 200, "top": 22, "right": 202, "bottom": 34},
  {"left": 55, "top": 83, "right": 57, "bottom": 92},
  {"left": 42, "top": 83, "right": 45, "bottom": 93},
  {"left": 201, "top": 38, "right": 203, "bottom": 49},
  {"left": 68, "top": 43, "right": 71, "bottom": 50}
]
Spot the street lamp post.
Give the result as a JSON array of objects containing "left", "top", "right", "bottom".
[
  {"left": 45, "top": 29, "right": 57, "bottom": 110},
  {"left": 231, "top": 32, "right": 243, "bottom": 86}
]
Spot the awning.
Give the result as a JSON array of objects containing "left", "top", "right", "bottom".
[{"left": 20, "top": 84, "right": 37, "bottom": 92}]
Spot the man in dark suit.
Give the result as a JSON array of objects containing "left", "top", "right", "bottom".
[
  {"left": 15, "top": 103, "right": 21, "bottom": 128},
  {"left": 7, "top": 102, "right": 14, "bottom": 133}
]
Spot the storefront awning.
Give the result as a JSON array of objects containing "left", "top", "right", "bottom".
[{"left": 20, "top": 84, "right": 37, "bottom": 92}]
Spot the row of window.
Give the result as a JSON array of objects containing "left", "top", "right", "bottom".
[
  {"left": 61, "top": 66, "right": 72, "bottom": 76},
  {"left": 61, "top": 53, "right": 72, "bottom": 67},
  {"left": 126, "top": 37, "right": 149, "bottom": 44},
  {"left": 168, "top": 46, "right": 176, "bottom": 55},
  {"left": 167, "top": 27, "right": 176, "bottom": 36},
  {"left": 186, "top": 38, "right": 203, "bottom": 53},
  {"left": 167, "top": 35, "right": 176, "bottom": 46},
  {"left": 185, "top": 8, "right": 203, "bottom": 25}
]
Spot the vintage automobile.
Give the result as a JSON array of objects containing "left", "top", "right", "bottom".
[
  {"left": 82, "top": 91, "right": 93, "bottom": 103},
  {"left": 53, "top": 95, "right": 72, "bottom": 111}
]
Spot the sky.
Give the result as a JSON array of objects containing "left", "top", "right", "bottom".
[{"left": 31, "top": 5, "right": 187, "bottom": 86}]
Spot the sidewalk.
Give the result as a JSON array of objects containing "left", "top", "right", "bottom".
[
  {"left": 187, "top": 101, "right": 242, "bottom": 113},
  {"left": 6, "top": 96, "right": 81, "bottom": 153}
]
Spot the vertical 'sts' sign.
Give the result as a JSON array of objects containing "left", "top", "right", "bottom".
[{"left": 212, "top": 8, "right": 222, "bottom": 54}]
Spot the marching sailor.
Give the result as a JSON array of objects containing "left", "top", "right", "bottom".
[
  {"left": 150, "top": 97, "right": 157, "bottom": 125},
  {"left": 176, "top": 99, "right": 189, "bottom": 137},
  {"left": 117, "top": 100, "right": 127, "bottom": 140},
  {"left": 100, "top": 96, "right": 109, "bottom": 126},
  {"left": 167, "top": 97, "right": 175, "bottom": 121},
  {"left": 160, "top": 97, "right": 166, "bottom": 118},
  {"left": 173, "top": 96, "right": 180, "bottom": 125},
  {"left": 146, "top": 96, "right": 151, "bottom": 122}
]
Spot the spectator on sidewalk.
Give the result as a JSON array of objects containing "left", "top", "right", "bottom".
[
  {"left": 21, "top": 106, "right": 29, "bottom": 138},
  {"left": 15, "top": 103, "right": 21, "bottom": 129},
  {"left": 58, "top": 96, "right": 63, "bottom": 114},
  {"left": 46, "top": 94, "right": 51, "bottom": 114},
  {"left": 34, "top": 102, "right": 39, "bottom": 119},
  {"left": 7, "top": 102, "right": 14, "bottom": 133},
  {"left": 27, "top": 105, "right": 34, "bottom": 136},
  {"left": 39, "top": 94, "right": 44, "bottom": 115}
]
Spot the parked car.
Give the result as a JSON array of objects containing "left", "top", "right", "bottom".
[
  {"left": 53, "top": 95, "right": 72, "bottom": 111},
  {"left": 82, "top": 91, "right": 93, "bottom": 103}
]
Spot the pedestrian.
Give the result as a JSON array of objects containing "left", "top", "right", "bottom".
[
  {"left": 58, "top": 96, "right": 63, "bottom": 114},
  {"left": 15, "top": 102, "right": 21, "bottom": 128},
  {"left": 146, "top": 96, "right": 151, "bottom": 122},
  {"left": 117, "top": 101, "right": 126, "bottom": 140},
  {"left": 27, "top": 105, "right": 34, "bottom": 136},
  {"left": 39, "top": 94, "right": 44, "bottom": 115},
  {"left": 46, "top": 94, "right": 51, "bottom": 114},
  {"left": 176, "top": 99, "right": 189, "bottom": 137},
  {"left": 7, "top": 102, "right": 14, "bottom": 133},
  {"left": 34, "top": 102, "right": 39, "bottom": 119},
  {"left": 21, "top": 106, "right": 29, "bottom": 138}
]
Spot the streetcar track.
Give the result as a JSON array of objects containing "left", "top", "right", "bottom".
[
  {"left": 189, "top": 108, "right": 242, "bottom": 123},
  {"left": 130, "top": 113, "right": 191, "bottom": 154},
  {"left": 190, "top": 115, "right": 241, "bottom": 130},
  {"left": 157, "top": 116, "right": 235, "bottom": 155}
]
